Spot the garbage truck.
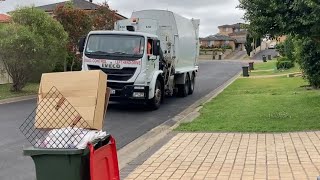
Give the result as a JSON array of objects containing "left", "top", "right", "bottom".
[{"left": 79, "top": 10, "right": 200, "bottom": 109}]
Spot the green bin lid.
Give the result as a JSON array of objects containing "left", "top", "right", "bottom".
[{"left": 23, "top": 147, "right": 87, "bottom": 156}]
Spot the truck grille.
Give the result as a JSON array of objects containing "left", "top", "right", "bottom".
[
  {"left": 88, "top": 65, "right": 136, "bottom": 81},
  {"left": 107, "top": 82, "right": 134, "bottom": 90}
]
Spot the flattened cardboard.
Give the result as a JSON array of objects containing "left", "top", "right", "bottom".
[{"left": 36, "top": 70, "right": 107, "bottom": 130}]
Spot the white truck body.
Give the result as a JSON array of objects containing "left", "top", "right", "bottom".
[
  {"left": 81, "top": 10, "right": 200, "bottom": 109},
  {"left": 115, "top": 10, "right": 200, "bottom": 73}
]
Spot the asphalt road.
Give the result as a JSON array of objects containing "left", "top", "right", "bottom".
[
  {"left": 0, "top": 60, "right": 242, "bottom": 180},
  {"left": 252, "top": 49, "right": 278, "bottom": 60}
]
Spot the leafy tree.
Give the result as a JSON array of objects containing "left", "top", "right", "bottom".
[
  {"left": 0, "top": 24, "right": 44, "bottom": 91},
  {"left": 12, "top": 7, "right": 68, "bottom": 77},
  {"left": 0, "top": 7, "right": 67, "bottom": 91},
  {"left": 298, "top": 38, "right": 320, "bottom": 88},
  {"left": 255, "top": 37, "right": 261, "bottom": 48},
  {"left": 244, "top": 34, "right": 253, "bottom": 56},
  {"left": 238, "top": 0, "right": 320, "bottom": 88},
  {"left": 92, "top": 2, "right": 117, "bottom": 30},
  {"left": 54, "top": 2, "right": 117, "bottom": 71},
  {"left": 276, "top": 43, "right": 285, "bottom": 56},
  {"left": 55, "top": 3, "right": 92, "bottom": 71},
  {"left": 283, "top": 35, "right": 295, "bottom": 61},
  {"left": 238, "top": 0, "right": 320, "bottom": 39},
  {"left": 275, "top": 35, "right": 295, "bottom": 61}
]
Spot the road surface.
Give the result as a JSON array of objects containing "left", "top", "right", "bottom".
[
  {"left": 252, "top": 49, "right": 277, "bottom": 60},
  {"left": 0, "top": 60, "right": 242, "bottom": 180}
]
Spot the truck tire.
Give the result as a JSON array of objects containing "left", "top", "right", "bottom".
[
  {"left": 177, "top": 74, "right": 190, "bottom": 97},
  {"left": 189, "top": 73, "right": 195, "bottom": 95},
  {"left": 148, "top": 79, "right": 162, "bottom": 110}
]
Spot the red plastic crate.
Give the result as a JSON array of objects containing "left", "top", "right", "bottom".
[{"left": 88, "top": 136, "right": 120, "bottom": 180}]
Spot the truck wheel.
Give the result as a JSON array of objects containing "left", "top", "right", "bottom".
[
  {"left": 177, "top": 74, "right": 190, "bottom": 97},
  {"left": 189, "top": 73, "right": 195, "bottom": 95},
  {"left": 148, "top": 80, "right": 162, "bottom": 110}
]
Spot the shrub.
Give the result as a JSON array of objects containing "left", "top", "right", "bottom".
[
  {"left": 276, "top": 42, "right": 285, "bottom": 56},
  {"left": 221, "top": 45, "right": 232, "bottom": 49},
  {"left": 1, "top": 7, "right": 68, "bottom": 90},
  {"left": 297, "top": 38, "right": 320, "bottom": 88},
  {"left": 276, "top": 57, "right": 294, "bottom": 70},
  {"left": 0, "top": 24, "right": 43, "bottom": 91}
]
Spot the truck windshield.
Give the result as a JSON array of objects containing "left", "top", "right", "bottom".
[{"left": 85, "top": 34, "right": 145, "bottom": 60}]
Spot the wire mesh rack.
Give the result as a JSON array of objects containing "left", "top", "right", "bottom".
[{"left": 19, "top": 86, "right": 92, "bottom": 149}]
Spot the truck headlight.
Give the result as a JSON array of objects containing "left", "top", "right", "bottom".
[
  {"left": 133, "top": 92, "right": 145, "bottom": 98},
  {"left": 134, "top": 86, "right": 145, "bottom": 90}
]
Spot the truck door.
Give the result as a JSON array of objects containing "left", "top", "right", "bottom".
[{"left": 146, "top": 38, "right": 158, "bottom": 82}]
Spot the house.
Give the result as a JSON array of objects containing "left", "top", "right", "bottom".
[
  {"left": 218, "top": 23, "right": 245, "bottom": 36},
  {"left": 0, "top": 13, "right": 10, "bottom": 23},
  {"left": 200, "top": 34, "right": 236, "bottom": 50},
  {"left": 228, "top": 30, "right": 247, "bottom": 51},
  {"left": 36, "top": 0, "right": 127, "bottom": 20},
  {"left": 0, "top": 14, "right": 12, "bottom": 84},
  {"left": 218, "top": 23, "right": 247, "bottom": 51}
]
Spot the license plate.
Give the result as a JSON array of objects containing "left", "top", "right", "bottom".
[{"left": 110, "top": 89, "right": 116, "bottom": 95}]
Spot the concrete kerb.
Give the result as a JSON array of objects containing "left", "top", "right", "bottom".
[
  {"left": 118, "top": 71, "right": 242, "bottom": 170},
  {"left": 0, "top": 95, "right": 37, "bottom": 105}
]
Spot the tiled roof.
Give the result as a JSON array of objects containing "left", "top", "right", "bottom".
[
  {"left": 229, "top": 30, "right": 248, "bottom": 36},
  {"left": 233, "top": 37, "right": 246, "bottom": 44},
  {"left": 37, "top": 0, "right": 99, "bottom": 11},
  {"left": 201, "top": 34, "right": 235, "bottom": 41},
  {"left": 36, "top": 0, "right": 127, "bottom": 19},
  {"left": 0, "top": 14, "right": 10, "bottom": 23},
  {"left": 218, "top": 23, "right": 244, "bottom": 29}
]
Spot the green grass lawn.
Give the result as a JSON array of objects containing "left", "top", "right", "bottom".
[
  {"left": 177, "top": 77, "right": 320, "bottom": 132},
  {"left": 253, "top": 60, "right": 277, "bottom": 70},
  {"left": 250, "top": 60, "right": 301, "bottom": 76},
  {"left": 0, "top": 83, "right": 39, "bottom": 100},
  {"left": 250, "top": 65, "right": 300, "bottom": 76}
]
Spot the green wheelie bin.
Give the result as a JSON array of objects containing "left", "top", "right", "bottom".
[{"left": 23, "top": 147, "right": 90, "bottom": 180}]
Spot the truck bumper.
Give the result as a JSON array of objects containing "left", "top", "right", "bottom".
[{"left": 108, "top": 82, "right": 149, "bottom": 102}]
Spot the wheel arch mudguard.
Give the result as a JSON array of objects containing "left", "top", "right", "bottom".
[{"left": 148, "top": 70, "right": 164, "bottom": 99}]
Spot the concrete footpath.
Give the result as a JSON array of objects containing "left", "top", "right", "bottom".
[{"left": 124, "top": 132, "right": 320, "bottom": 180}]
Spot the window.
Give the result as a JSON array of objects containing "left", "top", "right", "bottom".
[
  {"left": 85, "top": 34, "right": 145, "bottom": 59},
  {"left": 147, "top": 39, "right": 153, "bottom": 55}
]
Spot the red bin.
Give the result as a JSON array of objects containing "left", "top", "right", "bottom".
[{"left": 88, "top": 136, "right": 120, "bottom": 180}]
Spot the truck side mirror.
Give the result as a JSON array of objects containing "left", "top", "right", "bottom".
[
  {"left": 78, "top": 37, "right": 86, "bottom": 53},
  {"left": 153, "top": 40, "right": 160, "bottom": 56}
]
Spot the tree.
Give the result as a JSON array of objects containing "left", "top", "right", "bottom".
[
  {"left": 0, "top": 24, "right": 44, "bottom": 91},
  {"left": 54, "top": 2, "right": 117, "bottom": 71},
  {"left": 0, "top": 7, "right": 68, "bottom": 91},
  {"left": 244, "top": 34, "right": 253, "bottom": 56},
  {"left": 238, "top": 0, "right": 320, "bottom": 88},
  {"left": 55, "top": 3, "right": 92, "bottom": 71},
  {"left": 244, "top": 33, "right": 254, "bottom": 56},
  {"left": 12, "top": 7, "right": 68, "bottom": 82},
  {"left": 92, "top": 2, "right": 117, "bottom": 30},
  {"left": 298, "top": 38, "right": 320, "bottom": 88},
  {"left": 275, "top": 35, "right": 295, "bottom": 61},
  {"left": 283, "top": 35, "right": 295, "bottom": 61},
  {"left": 239, "top": 0, "right": 320, "bottom": 40}
]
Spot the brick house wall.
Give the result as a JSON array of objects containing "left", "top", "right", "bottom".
[{"left": 218, "top": 27, "right": 234, "bottom": 36}]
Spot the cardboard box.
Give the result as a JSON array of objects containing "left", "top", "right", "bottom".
[{"left": 36, "top": 70, "right": 108, "bottom": 130}]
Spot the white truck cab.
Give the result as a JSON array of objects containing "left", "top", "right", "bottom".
[{"left": 80, "top": 10, "right": 200, "bottom": 110}]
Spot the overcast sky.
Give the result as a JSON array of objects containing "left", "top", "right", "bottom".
[{"left": 0, "top": 0, "right": 245, "bottom": 37}]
